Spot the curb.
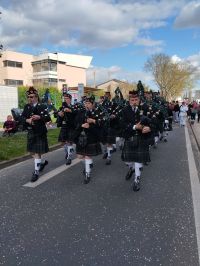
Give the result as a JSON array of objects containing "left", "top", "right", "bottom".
[
  {"left": 0, "top": 144, "right": 62, "bottom": 170},
  {"left": 188, "top": 122, "right": 200, "bottom": 152}
]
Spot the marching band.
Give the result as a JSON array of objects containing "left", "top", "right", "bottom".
[{"left": 21, "top": 82, "right": 172, "bottom": 191}]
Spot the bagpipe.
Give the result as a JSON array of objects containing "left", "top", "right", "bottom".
[
  {"left": 55, "top": 101, "right": 85, "bottom": 127},
  {"left": 85, "top": 104, "right": 107, "bottom": 127},
  {"left": 99, "top": 87, "right": 126, "bottom": 127}
]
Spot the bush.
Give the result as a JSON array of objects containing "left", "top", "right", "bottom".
[
  {"left": 18, "top": 86, "right": 62, "bottom": 110},
  {"left": 18, "top": 86, "right": 27, "bottom": 109}
]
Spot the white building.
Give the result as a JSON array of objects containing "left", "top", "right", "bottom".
[
  {"left": 0, "top": 85, "right": 18, "bottom": 122},
  {"left": 0, "top": 50, "right": 92, "bottom": 90}
]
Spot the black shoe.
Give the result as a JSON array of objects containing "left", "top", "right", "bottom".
[
  {"left": 159, "top": 136, "right": 163, "bottom": 141},
  {"left": 125, "top": 168, "right": 135, "bottom": 180},
  {"left": 106, "top": 158, "right": 111, "bottom": 165},
  {"left": 102, "top": 152, "right": 108, "bottom": 159},
  {"left": 39, "top": 160, "right": 48, "bottom": 172},
  {"left": 66, "top": 158, "right": 72, "bottom": 165},
  {"left": 31, "top": 172, "right": 39, "bottom": 182},
  {"left": 164, "top": 139, "right": 167, "bottom": 142},
  {"left": 132, "top": 177, "right": 140, "bottom": 191},
  {"left": 84, "top": 173, "right": 90, "bottom": 184}
]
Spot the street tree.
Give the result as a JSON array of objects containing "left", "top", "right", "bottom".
[{"left": 144, "top": 53, "right": 195, "bottom": 100}]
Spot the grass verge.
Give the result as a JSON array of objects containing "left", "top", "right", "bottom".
[{"left": 0, "top": 128, "right": 60, "bottom": 161}]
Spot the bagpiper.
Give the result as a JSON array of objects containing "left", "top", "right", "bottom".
[
  {"left": 21, "top": 87, "right": 51, "bottom": 182},
  {"left": 73, "top": 95, "right": 103, "bottom": 184},
  {"left": 57, "top": 93, "right": 77, "bottom": 165},
  {"left": 99, "top": 90, "right": 124, "bottom": 165},
  {"left": 121, "top": 91, "right": 152, "bottom": 191}
]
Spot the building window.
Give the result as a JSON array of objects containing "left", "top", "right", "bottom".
[
  {"left": 32, "top": 59, "right": 57, "bottom": 72},
  {"left": 44, "top": 78, "right": 58, "bottom": 86},
  {"left": 59, "top": 79, "right": 66, "bottom": 82},
  {"left": 4, "top": 79, "right": 23, "bottom": 85},
  {"left": 3, "top": 60, "right": 23, "bottom": 68},
  {"left": 33, "top": 78, "right": 57, "bottom": 86}
]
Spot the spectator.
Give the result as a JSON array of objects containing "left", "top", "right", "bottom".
[
  {"left": 174, "top": 101, "right": 180, "bottom": 123},
  {"left": 169, "top": 100, "right": 175, "bottom": 122},
  {"left": 3, "top": 115, "right": 17, "bottom": 136},
  {"left": 190, "top": 100, "right": 198, "bottom": 123},
  {"left": 197, "top": 102, "right": 200, "bottom": 123},
  {"left": 179, "top": 101, "right": 188, "bottom": 127}
]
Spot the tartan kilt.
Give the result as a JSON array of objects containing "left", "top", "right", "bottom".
[
  {"left": 76, "top": 142, "right": 102, "bottom": 156},
  {"left": 121, "top": 137, "right": 150, "bottom": 163},
  {"left": 158, "top": 122, "right": 164, "bottom": 133},
  {"left": 58, "top": 125, "right": 75, "bottom": 143},
  {"left": 153, "top": 130, "right": 159, "bottom": 137},
  {"left": 101, "top": 127, "right": 116, "bottom": 144},
  {"left": 27, "top": 131, "right": 49, "bottom": 154}
]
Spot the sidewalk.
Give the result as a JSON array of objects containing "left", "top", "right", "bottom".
[{"left": 188, "top": 119, "right": 200, "bottom": 150}]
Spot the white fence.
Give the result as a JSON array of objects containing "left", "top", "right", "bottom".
[{"left": 0, "top": 86, "right": 18, "bottom": 122}]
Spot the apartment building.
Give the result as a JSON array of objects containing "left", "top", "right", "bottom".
[{"left": 0, "top": 50, "right": 92, "bottom": 90}]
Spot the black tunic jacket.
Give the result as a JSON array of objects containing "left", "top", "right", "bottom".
[
  {"left": 121, "top": 105, "right": 141, "bottom": 139},
  {"left": 74, "top": 109, "right": 102, "bottom": 144},
  {"left": 21, "top": 103, "right": 51, "bottom": 135}
]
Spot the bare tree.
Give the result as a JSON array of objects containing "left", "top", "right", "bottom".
[{"left": 144, "top": 53, "right": 195, "bottom": 101}]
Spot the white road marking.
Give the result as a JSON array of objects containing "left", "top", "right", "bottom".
[
  {"left": 23, "top": 158, "right": 81, "bottom": 188},
  {"left": 0, "top": 148, "right": 63, "bottom": 172},
  {"left": 185, "top": 125, "right": 200, "bottom": 264}
]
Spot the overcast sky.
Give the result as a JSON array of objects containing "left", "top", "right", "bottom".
[{"left": 1, "top": 0, "right": 200, "bottom": 89}]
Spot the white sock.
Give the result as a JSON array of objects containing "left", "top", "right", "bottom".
[
  {"left": 116, "top": 137, "right": 120, "bottom": 144},
  {"left": 67, "top": 145, "right": 74, "bottom": 159},
  {"left": 135, "top": 162, "right": 143, "bottom": 177},
  {"left": 154, "top": 136, "right": 159, "bottom": 144},
  {"left": 85, "top": 159, "right": 93, "bottom": 174},
  {"left": 34, "top": 158, "right": 41, "bottom": 172},
  {"left": 107, "top": 147, "right": 113, "bottom": 158}
]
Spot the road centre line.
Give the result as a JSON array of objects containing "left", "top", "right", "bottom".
[
  {"left": 185, "top": 125, "right": 200, "bottom": 265},
  {"left": 23, "top": 158, "right": 81, "bottom": 188}
]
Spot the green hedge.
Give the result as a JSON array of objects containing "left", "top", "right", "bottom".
[{"left": 18, "top": 86, "right": 62, "bottom": 110}]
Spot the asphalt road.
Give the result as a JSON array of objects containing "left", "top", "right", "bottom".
[{"left": 0, "top": 124, "right": 199, "bottom": 266}]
